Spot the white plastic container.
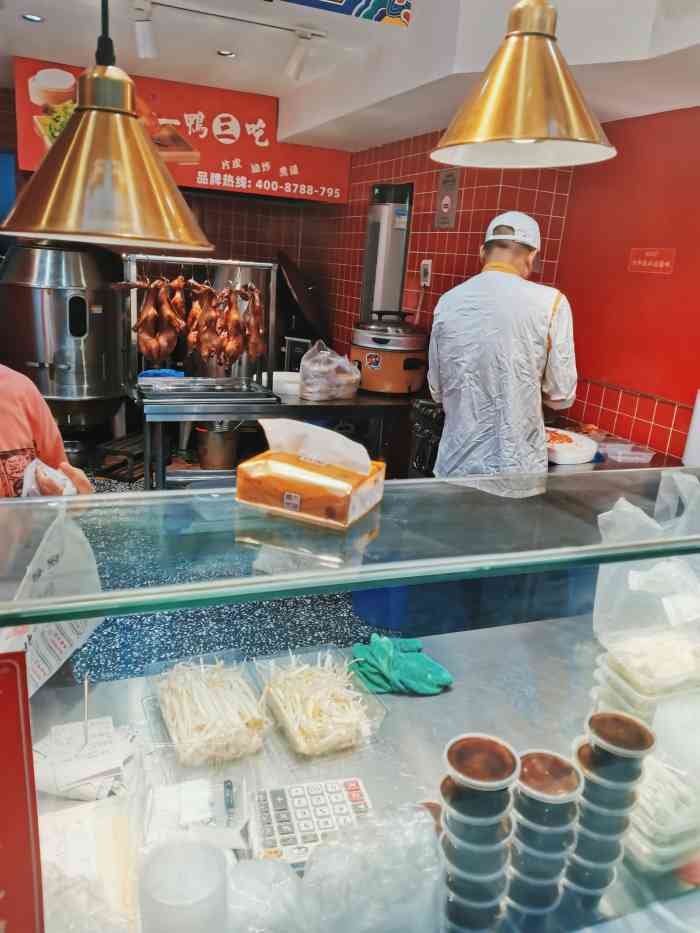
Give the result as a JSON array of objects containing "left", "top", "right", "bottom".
[{"left": 625, "top": 826, "right": 700, "bottom": 875}]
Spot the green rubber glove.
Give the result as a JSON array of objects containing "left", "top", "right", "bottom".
[{"left": 352, "top": 635, "right": 453, "bottom": 696}]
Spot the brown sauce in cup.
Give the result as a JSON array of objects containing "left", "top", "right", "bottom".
[
  {"left": 447, "top": 736, "right": 517, "bottom": 783},
  {"left": 589, "top": 713, "right": 654, "bottom": 753},
  {"left": 520, "top": 752, "right": 581, "bottom": 798}
]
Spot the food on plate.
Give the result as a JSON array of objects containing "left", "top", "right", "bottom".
[
  {"left": 261, "top": 651, "right": 373, "bottom": 756},
  {"left": 34, "top": 100, "right": 77, "bottom": 147},
  {"left": 546, "top": 429, "right": 574, "bottom": 445},
  {"left": 29, "top": 68, "right": 76, "bottom": 107},
  {"left": 157, "top": 659, "right": 269, "bottom": 766}
]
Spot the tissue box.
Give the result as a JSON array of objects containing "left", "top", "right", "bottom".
[{"left": 236, "top": 452, "right": 386, "bottom": 530}]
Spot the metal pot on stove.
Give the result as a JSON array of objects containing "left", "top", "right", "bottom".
[{"left": 350, "top": 311, "right": 427, "bottom": 395}]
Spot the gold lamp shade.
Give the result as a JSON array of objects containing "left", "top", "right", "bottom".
[
  {"left": 1, "top": 65, "right": 213, "bottom": 251},
  {"left": 431, "top": 0, "right": 617, "bottom": 169}
]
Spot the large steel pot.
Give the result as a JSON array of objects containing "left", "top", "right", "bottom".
[{"left": 0, "top": 243, "right": 126, "bottom": 427}]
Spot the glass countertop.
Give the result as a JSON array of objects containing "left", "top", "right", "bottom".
[{"left": 2, "top": 468, "right": 700, "bottom": 625}]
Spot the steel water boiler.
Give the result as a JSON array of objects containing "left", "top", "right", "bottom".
[{"left": 0, "top": 244, "right": 126, "bottom": 428}]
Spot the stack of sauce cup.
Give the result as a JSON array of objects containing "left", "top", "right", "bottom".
[
  {"left": 440, "top": 734, "right": 521, "bottom": 932},
  {"left": 507, "top": 750, "right": 583, "bottom": 930},
  {"left": 565, "top": 711, "right": 655, "bottom": 913}
]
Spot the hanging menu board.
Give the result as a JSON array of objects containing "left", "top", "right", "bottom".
[
  {"left": 14, "top": 57, "right": 351, "bottom": 204},
  {"left": 281, "top": 0, "right": 412, "bottom": 25}
]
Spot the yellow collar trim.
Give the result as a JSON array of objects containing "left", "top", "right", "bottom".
[{"left": 483, "top": 262, "right": 520, "bottom": 276}]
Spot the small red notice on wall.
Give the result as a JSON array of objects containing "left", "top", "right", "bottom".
[
  {"left": 0, "top": 652, "right": 44, "bottom": 932},
  {"left": 14, "top": 56, "right": 351, "bottom": 204},
  {"left": 628, "top": 247, "right": 676, "bottom": 275}
]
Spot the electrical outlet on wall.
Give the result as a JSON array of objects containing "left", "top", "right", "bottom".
[{"left": 420, "top": 259, "right": 432, "bottom": 287}]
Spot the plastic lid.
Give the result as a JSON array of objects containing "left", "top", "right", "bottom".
[
  {"left": 505, "top": 889, "right": 563, "bottom": 916},
  {"left": 562, "top": 871, "right": 617, "bottom": 897},
  {"left": 513, "top": 810, "right": 578, "bottom": 836},
  {"left": 511, "top": 835, "right": 571, "bottom": 862},
  {"left": 573, "top": 736, "right": 645, "bottom": 790},
  {"left": 576, "top": 822, "right": 627, "bottom": 845},
  {"left": 517, "top": 749, "right": 583, "bottom": 804},
  {"left": 443, "top": 856, "right": 510, "bottom": 886},
  {"left": 442, "top": 821, "right": 515, "bottom": 855},
  {"left": 587, "top": 712, "right": 655, "bottom": 758},
  {"left": 578, "top": 795, "right": 637, "bottom": 819},
  {"left": 444, "top": 734, "right": 520, "bottom": 791},
  {"left": 569, "top": 849, "right": 625, "bottom": 872},
  {"left": 440, "top": 777, "right": 513, "bottom": 826},
  {"left": 508, "top": 865, "right": 565, "bottom": 889}
]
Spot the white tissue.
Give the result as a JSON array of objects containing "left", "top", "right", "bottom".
[
  {"left": 22, "top": 459, "right": 76, "bottom": 497},
  {"left": 259, "top": 418, "right": 371, "bottom": 476}
]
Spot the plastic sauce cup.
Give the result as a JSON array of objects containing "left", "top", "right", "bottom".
[
  {"left": 562, "top": 874, "right": 615, "bottom": 913},
  {"left": 506, "top": 887, "right": 563, "bottom": 919},
  {"left": 517, "top": 749, "right": 583, "bottom": 802},
  {"left": 440, "top": 776, "right": 512, "bottom": 824},
  {"left": 444, "top": 891, "right": 504, "bottom": 931},
  {"left": 507, "top": 867, "right": 563, "bottom": 910},
  {"left": 515, "top": 790, "right": 579, "bottom": 829},
  {"left": 586, "top": 711, "right": 655, "bottom": 783},
  {"left": 444, "top": 734, "right": 520, "bottom": 791},
  {"left": 566, "top": 852, "right": 621, "bottom": 890},
  {"left": 513, "top": 812, "right": 577, "bottom": 854},
  {"left": 440, "top": 827, "right": 513, "bottom": 876},
  {"left": 445, "top": 866, "right": 509, "bottom": 904},
  {"left": 574, "top": 824, "right": 625, "bottom": 864},
  {"left": 511, "top": 836, "right": 569, "bottom": 881},
  {"left": 444, "top": 812, "right": 513, "bottom": 847},
  {"left": 578, "top": 797, "right": 633, "bottom": 837}
]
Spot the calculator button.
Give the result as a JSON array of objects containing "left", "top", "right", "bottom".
[
  {"left": 302, "top": 833, "right": 319, "bottom": 844},
  {"left": 333, "top": 803, "right": 349, "bottom": 815},
  {"left": 325, "top": 782, "right": 341, "bottom": 793},
  {"left": 298, "top": 820, "right": 315, "bottom": 833},
  {"left": 337, "top": 815, "right": 354, "bottom": 828},
  {"left": 276, "top": 810, "right": 291, "bottom": 823},
  {"left": 329, "top": 793, "right": 344, "bottom": 804},
  {"left": 314, "top": 805, "right": 330, "bottom": 817},
  {"left": 277, "top": 822, "right": 293, "bottom": 836},
  {"left": 308, "top": 784, "right": 323, "bottom": 795},
  {"left": 263, "top": 831, "right": 277, "bottom": 844},
  {"left": 280, "top": 836, "right": 298, "bottom": 847},
  {"left": 270, "top": 790, "right": 288, "bottom": 811},
  {"left": 257, "top": 792, "right": 269, "bottom": 804},
  {"left": 321, "top": 831, "right": 339, "bottom": 842},
  {"left": 317, "top": 817, "right": 334, "bottom": 831},
  {"left": 293, "top": 797, "right": 308, "bottom": 809},
  {"left": 296, "top": 808, "right": 311, "bottom": 820},
  {"left": 353, "top": 803, "right": 369, "bottom": 814},
  {"left": 290, "top": 786, "right": 306, "bottom": 798},
  {"left": 348, "top": 791, "right": 364, "bottom": 803},
  {"left": 261, "top": 813, "right": 273, "bottom": 826},
  {"left": 344, "top": 780, "right": 360, "bottom": 791},
  {"left": 310, "top": 795, "right": 325, "bottom": 807}
]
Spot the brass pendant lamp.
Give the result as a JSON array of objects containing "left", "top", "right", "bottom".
[
  {"left": 1, "top": 0, "right": 213, "bottom": 251},
  {"left": 431, "top": 0, "right": 617, "bottom": 169}
]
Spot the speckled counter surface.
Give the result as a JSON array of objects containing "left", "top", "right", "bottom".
[{"left": 69, "top": 477, "right": 391, "bottom": 682}]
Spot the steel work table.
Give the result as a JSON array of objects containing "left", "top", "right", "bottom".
[
  {"left": 140, "top": 391, "right": 412, "bottom": 490},
  {"left": 31, "top": 617, "right": 699, "bottom": 932}
]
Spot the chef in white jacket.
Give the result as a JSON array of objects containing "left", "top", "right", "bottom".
[{"left": 428, "top": 211, "right": 577, "bottom": 484}]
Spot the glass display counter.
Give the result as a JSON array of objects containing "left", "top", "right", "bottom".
[{"left": 3, "top": 467, "right": 700, "bottom": 932}]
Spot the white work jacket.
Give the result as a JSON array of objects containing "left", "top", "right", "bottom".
[{"left": 428, "top": 262, "right": 577, "bottom": 481}]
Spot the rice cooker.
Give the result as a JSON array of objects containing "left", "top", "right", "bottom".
[{"left": 350, "top": 312, "right": 427, "bottom": 395}]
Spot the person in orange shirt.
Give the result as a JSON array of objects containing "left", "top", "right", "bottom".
[{"left": 0, "top": 365, "right": 93, "bottom": 497}]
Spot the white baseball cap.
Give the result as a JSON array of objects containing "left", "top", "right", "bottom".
[{"left": 484, "top": 211, "right": 541, "bottom": 252}]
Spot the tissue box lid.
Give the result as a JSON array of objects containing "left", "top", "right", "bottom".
[{"left": 236, "top": 451, "right": 385, "bottom": 528}]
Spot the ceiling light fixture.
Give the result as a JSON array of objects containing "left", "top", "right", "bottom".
[
  {"left": 284, "top": 31, "right": 312, "bottom": 82},
  {"left": 21, "top": 12, "right": 45, "bottom": 22},
  {"left": 431, "top": 0, "right": 617, "bottom": 169},
  {"left": 1, "top": 0, "right": 212, "bottom": 252},
  {"left": 130, "top": 0, "right": 158, "bottom": 59},
  {"left": 217, "top": 49, "right": 237, "bottom": 58}
]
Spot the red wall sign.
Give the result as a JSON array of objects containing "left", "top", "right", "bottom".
[
  {"left": 0, "top": 652, "right": 44, "bottom": 933},
  {"left": 14, "top": 56, "right": 351, "bottom": 205},
  {"left": 628, "top": 247, "right": 676, "bottom": 275}
]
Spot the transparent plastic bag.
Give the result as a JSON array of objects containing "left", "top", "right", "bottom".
[
  {"left": 299, "top": 340, "right": 360, "bottom": 401},
  {"left": 22, "top": 458, "right": 77, "bottom": 497},
  {"left": 302, "top": 805, "right": 442, "bottom": 933},
  {"left": 593, "top": 473, "right": 700, "bottom": 691},
  {"left": 228, "top": 860, "right": 309, "bottom": 933}
]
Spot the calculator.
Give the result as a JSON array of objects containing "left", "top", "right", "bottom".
[{"left": 250, "top": 778, "right": 372, "bottom": 872}]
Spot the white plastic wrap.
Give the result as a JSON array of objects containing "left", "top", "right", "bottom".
[
  {"left": 22, "top": 458, "right": 77, "bottom": 497},
  {"left": 227, "top": 861, "right": 308, "bottom": 933},
  {"left": 299, "top": 340, "right": 360, "bottom": 401},
  {"left": 593, "top": 473, "right": 700, "bottom": 691},
  {"left": 303, "top": 806, "right": 442, "bottom": 933}
]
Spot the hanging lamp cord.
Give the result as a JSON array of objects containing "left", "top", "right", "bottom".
[{"left": 96, "top": 0, "right": 116, "bottom": 66}]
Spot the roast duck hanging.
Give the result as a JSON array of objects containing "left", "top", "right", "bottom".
[{"left": 114, "top": 276, "right": 267, "bottom": 367}]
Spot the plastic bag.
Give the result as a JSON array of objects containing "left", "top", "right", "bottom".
[
  {"left": 22, "top": 458, "right": 77, "bottom": 497},
  {"left": 228, "top": 860, "right": 308, "bottom": 933},
  {"left": 593, "top": 472, "right": 700, "bottom": 691},
  {"left": 303, "top": 805, "right": 442, "bottom": 933},
  {"left": 300, "top": 340, "right": 360, "bottom": 401}
]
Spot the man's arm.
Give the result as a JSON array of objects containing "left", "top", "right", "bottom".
[
  {"left": 427, "top": 310, "right": 442, "bottom": 404},
  {"left": 543, "top": 293, "right": 577, "bottom": 410},
  {"left": 27, "top": 381, "right": 66, "bottom": 468}
]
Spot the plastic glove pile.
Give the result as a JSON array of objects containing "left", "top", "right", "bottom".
[{"left": 352, "top": 634, "right": 453, "bottom": 696}]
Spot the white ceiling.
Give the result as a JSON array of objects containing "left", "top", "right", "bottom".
[{"left": 1, "top": 0, "right": 700, "bottom": 152}]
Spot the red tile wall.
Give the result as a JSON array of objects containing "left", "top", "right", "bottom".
[
  {"left": 301, "top": 129, "right": 573, "bottom": 354},
  {"left": 558, "top": 107, "right": 700, "bottom": 426}
]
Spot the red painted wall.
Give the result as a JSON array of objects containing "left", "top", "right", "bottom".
[{"left": 558, "top": 107, "right": 700, "bottom": 408}]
